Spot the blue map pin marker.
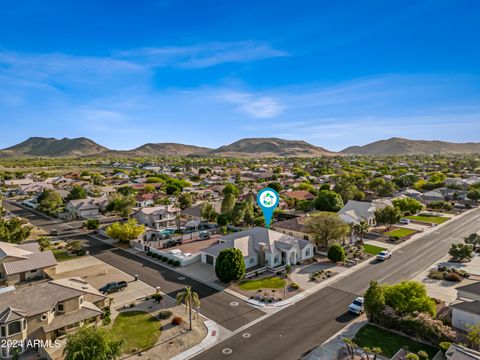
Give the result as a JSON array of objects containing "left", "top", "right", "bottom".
[{"left": 257, "top": 187, "right": 279, "bottom": 229}]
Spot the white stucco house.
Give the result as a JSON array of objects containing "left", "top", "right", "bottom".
[
  {"left": 65, "top": 197, "right": 109, "bottom": 220},
  {"left": 338, "top": 199, "right": 393, "bottom": 226},
  {"left": 451, "top": 281, "right": 480, "bottom": 332},
  {"left": 200, "top": 227, "right": 315, "bottom": 269}
]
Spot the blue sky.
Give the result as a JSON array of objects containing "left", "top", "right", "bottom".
[{"left": 0, "top": 0, "right": 479, "bottom": 151}]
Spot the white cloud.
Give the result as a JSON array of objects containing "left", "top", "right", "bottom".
[
  {"left": 219, "top": 91, "right": 283, "bottom": 118},
  {"left": 114, "top": 41, "right": 288, "bottom": 68}
]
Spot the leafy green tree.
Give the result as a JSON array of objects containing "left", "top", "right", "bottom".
[
  {"left": 200, "top": 202, "right": 217, "bottom": 222},
  {"left": 84, "top": 219, "right": 100, "bottom": 230},
  {"left": 383, "top": 281, "right": 436, "bottom": 316},
  {"left": 364, "top": 281, "right": 385, "bottom": 320},
  {"left": 327, "top": 244, "right": 346, "bottom": 262},
  {"left": 67, "top": 186, "right": 87, "bottom": 201},
  {"left": 215, "top": 248, "right": 246, "bottom": 283},
  {"left": 222, "top": 183, "right": 239, "bottom": 196},
  {"left": 38, "top": 189, "right": 63, "bottom": 215},
  {"left": 334, "top": 177, "right": 363, "bottom": 202},
  {"left": 374, "top": 206, "right": 401, "bottom": 229},
  {"left": 465, "top": 233, "right": 480, "bottom": 250},
  {"left": 405, "top": 354, "right": 419, "bottom": 360},
  {"left": 216, "top": 213, "right": 229, "bottom": 234},
  {"left": 106, "top": 219, "right": 145, "bottom": 242},
  {"left": 66, "top": 240, "right": 83, "bottom": 254},
  {"left": 117, "top": 185, "right": 137, "bottom": 196},
  {"left": 176, "top": 286, "right": 200, "bottom": 331},
  {"left": 231, "top": 202, "right": 245, "bottom": 225},
  {"left": 296, "top": 199, "right": 313, "bottom": 214},
  {"left": 467, "top": 189, "right": 480, "bottom": 204},
  {"left": 108, "top": 194, "right": 136, "bottom": 217},
  {"left": 178, "top": 193, "right": 193, "bottom": 210},
  {"left": 467, "top": 322, "right": 480, "bottom": 347},
  {"left": 242, "top": 196, "right": 255, "bottom": 225},
  {"left": 37, "top": 236, "right": 52, "bottom": 251},
  {"left": 267, "top": 182, "right": 283, "bottom": 193},
  {"left": 63, "top": 325, "right": 125, "bottom": 360},
  {"left": 429, "top": 200, "right": 452, "bottom": 211},
  {"left": 221, "top": 193, "right": 236, "bottom": 214},
  {"left": 314, "top": 190, "right": 344, "bottom": 212},
  {"left": 449, "top": 243, "right": 474, "bottom": 261},
  {"left": 392, "top": 197, "right": 424, "bottom": 215},
  {"left": 0, "top": 217, "right": 33, "bottom": 243},
  {"left": 305, "top": 212, "right": 350, "bottom": 248}
]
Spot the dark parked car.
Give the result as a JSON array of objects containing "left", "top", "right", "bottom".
[{"left": 99, "top": 281, "right": 128, "bottom": 294}]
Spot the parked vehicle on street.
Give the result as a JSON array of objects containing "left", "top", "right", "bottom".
[
  {"left": 348, "top": 297, "right": 365, "bottom": 315},
  {"left": 163, "top": 239, "right": 182, "bottom": 248},
  {"left": 199, "top": 231, "right": 211, "bottom": 240},
  {"left": 399, "top": 218, "right": 410, "bottom": 225},
  {"left": 99, "top": 281, "right": 128, "bottom": 294},
  {"left": 377, "top": 250, "right": 392, "bottom": 261}
]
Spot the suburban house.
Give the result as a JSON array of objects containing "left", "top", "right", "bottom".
[
  {"left": 200, "top": 227, "right": 315, "bottom": 269},
  {"left": 394, "top": 189, "right": 424, "bottom": 201},
  {"left": 271, "top": 216, "right": 311, "bottom": 241},
  {"left": 65, "top": 196, "right": 109, "bottom": 220},
  {"left": 282, "top": 190, "right": 315, "bottom": 202},
  {"left": 0, "top": 277, "right": 107, "bottom": 359},
  {"left": 132, "top": 205, "right": 179, "bottom": 230},
  {"left": 338, "top": 199, "right": 393, "bottom": 226},
  {"left": 135, "top": 193, "right": 159, "bottom": 207},
  {"left": 181, "top": 202, "right": 221, "bottom": 221},
  {"left": 451, "top": 281, "right": 480, "bottom": 332},
  {"left": 0, "top": 242, "right": 57, "bottom": 286},
  {"left": 444, "top": 344, "right": 480, "bottom": 360}
]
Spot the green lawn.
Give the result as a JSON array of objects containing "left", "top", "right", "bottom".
[
  {"left": 238, "top": 276, "right": 286, "bottom": 290},
  {"left": 353, "top": 324, "right": 439, "bottom": 358},
  {"left": 111, "top": 311, "right": 162, "bottom": 353},
  {"left": 52, "top": 249, "right": 75, "bottom": 262},
  {"left": 385, "top": 228, "right": 417, "bottom": 238},
  {"left": 406, "top": 215, "right": 448, "bottom": 224},
  {"left": 363, "top": 244, "right": 387, "bottom": 255}
]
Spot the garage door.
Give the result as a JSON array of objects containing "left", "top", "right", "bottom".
[{"left": 206, "top": 255, "right": 214, "bottom": 265}]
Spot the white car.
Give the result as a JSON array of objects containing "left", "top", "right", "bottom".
[
  {"left": 348, "top": 297, "right": 365, "bottom": 315},
  {"left": 377, "top": 250, "right": 392, "bottom": 261},
  {"left": 399, "top": 218, "right": 410, "bottom": 225}
]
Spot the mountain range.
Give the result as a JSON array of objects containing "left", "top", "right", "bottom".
[{"left": 0, "top": 136, "right": 479, "bottom": 158}]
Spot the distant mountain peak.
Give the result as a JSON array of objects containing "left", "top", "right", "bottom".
[{"left": 341, "top": 138, "right": 480, "bottom": 155}]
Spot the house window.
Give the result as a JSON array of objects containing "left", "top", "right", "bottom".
[
  {"left": 79, "top": 296, "right": 84, "bottom": 305},
  {"left": 1, "top": 326, "right": 5, "bottom": 337},
  {"left": 57, "top": 303, "right": 65, "bottom": 312},
  {"left": 303, "top": 235, "right": 309, "bottom": 240},
  {"left": 8, "top": 321, "right": 22, "bottom": 335},
  {"left": 249, "top": 258, "right": 255, "bottom": 264},
  {"left": 306, "top": 248, "right": 310, "bottom": 256},
  {"left": 41, "top": 314, "right": 47, "bottom": 321},
  {"left": 31, "top": 270, "right": 37, "bottom": 273},
  {"left": 2, "top": 347, "right": 6, "bottom": 358}
]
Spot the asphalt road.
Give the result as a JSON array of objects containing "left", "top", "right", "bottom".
[
  {"left": 3, "top": 201, "right": 265, "bottom": 332},
  {"left": 191, "top": 208, "right": 480, "bottom": 360}
]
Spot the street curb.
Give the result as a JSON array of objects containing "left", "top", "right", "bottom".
[{"left": 170, "top": 319, "right": 220, "bottom": 360}]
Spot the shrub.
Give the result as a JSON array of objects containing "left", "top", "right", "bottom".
[
  {"left": 151, "top": 293, "right": 163, "bottom": 303},
  {"left": 167, "top": 259, "right": 174, "bottom": 265},
  {"left": 439, "top": 342, "right": 451, "bottom": 353},
  {"left": 443, "top": 271, "right": 463, "bottom": 282},
  {"left": 76, "top": 249, "right": 86, "bottom": 256},
  {"left": 171, "top": 316, "right": 183, "bottom": 325},
  {"left": 405, "top": 354, "right": 419, "bottom": 360},
  {"left": 327, "top": 244, "right": 346, "bottom": 262},
  {"left": 157, "top": 310, "right": 172, "bottom": 320},
  {"left": 162, "top": 257, "right": 168, "bottom": 262},
  {"left": 417, "top": 350, "right": 429, "bottom": 360},
  {"left": 173, "top": 260, "right": 180, "bottom": 266}
]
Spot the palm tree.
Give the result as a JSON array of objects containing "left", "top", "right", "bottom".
[
  {"left": 353, "top": 220, "right": 369, "bottom": 244},
  {"left": 176, "top": 286, "right": 200, "bottom": 331}
]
